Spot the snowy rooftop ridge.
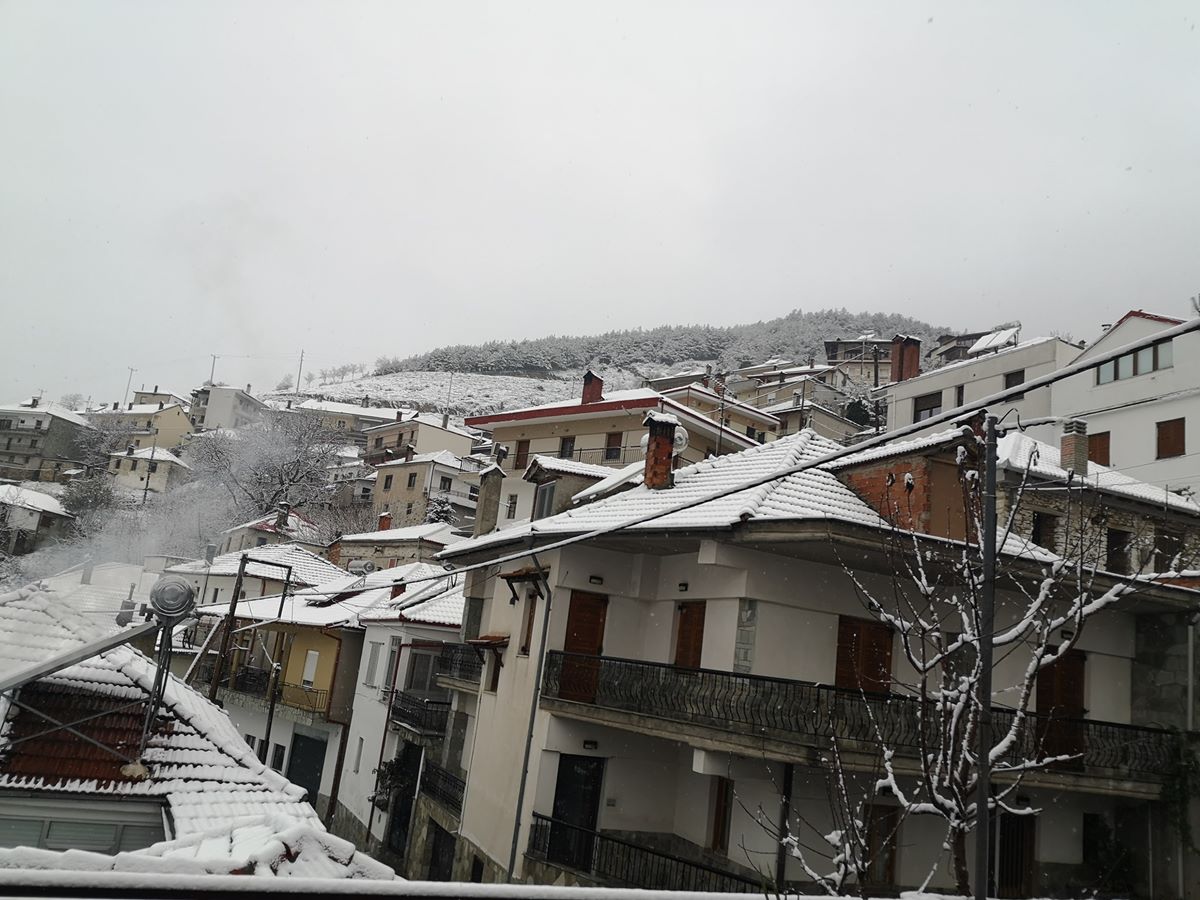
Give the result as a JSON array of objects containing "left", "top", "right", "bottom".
[
  {"left": 107, "top": 446, "right": 190, "bottom": 468},
  {"left": 0, "top": 485, "right": 71, "bottom": 517},
  {"left": 523, "top": 454, "right": 615, "bottom": 481},
  {"left": 166, "top": 543, "right": 346, "bottom": 586},
  {"left": 338, "top": 521, "right": 461, "bottom": 544}
]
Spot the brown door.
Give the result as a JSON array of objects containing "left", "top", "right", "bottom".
[
  {"left": 996, "top": 812, "right": 1036, "bottom": 898},
  {"left": 1036, "top": 649, "right": 1086, "bottom": 764},
  {"left": 835, "top": 617, "right": 893, "bottom": 693},
  {"left": 560, "top": 591, "right": 608, "bottom": 703},
  {"left": 674, "top": 601, "right": 706, "bottom": 668}
]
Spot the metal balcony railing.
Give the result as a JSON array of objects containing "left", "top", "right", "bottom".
[
  {"left": 197, "top": 663, "right": 328, "bottom": 715},
  {"left": 527, "top": 814, "right": 759, "bottom": 893},
  {"left": 278, "top": 682, "right": 329, "bottom": 714},
  {"left": 504, "top": 444, "right": 645, "bottom": 472},
  {"left": 542, "top": 652, "right": 1175, "bottom": 781},
  {"left": 436, "top": 643, "right": 482, "bottom": 685},
  {"left": 419, "top": 761, "right": 465, "bottom": 816},
  {"left": 388, "top": 689, "right": 451, "bottom": 734}
]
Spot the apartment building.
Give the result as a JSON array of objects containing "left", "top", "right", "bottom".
[
  {"left": 189, "top": 384, "right": 267, "bottom": 431},
  {"left": 87, "top": 401, "right": 193, "bottom": 451},
  {"left": 0, "top": 399, "right": 91, "bottom": 482},
  {"left": 372, "top": 451, "right": 486, "bottom": 528},
  {"left": 107, "top": 446, "right": 190, "bottom": 493},
  {"left": 465, "top": 372, "right": 761, "bottom": 524},
  {"left": 418, "top": 418, "right": 1199, "bottom": 897},
  {"left": 363, "top": 413, "right": 476, "bottom": 467},
  {"left": 292, "top": 399, "right": 404, "bottom": 447},
  {"left": 1052, "top": 310, "right": 1198, "bottom": 496},
  {"left": 330, "top": 518, "right": 463, "bottom": 570}
]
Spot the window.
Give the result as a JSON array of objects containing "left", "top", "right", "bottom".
[
  {"left": 353, "top": 736, "right": 364, "bottom": 774},
  {"left": 406, "top": 652, "right": 438, "bottom": 694},
  {"left": 1157, "top": 418, "right": 1185, "bottom": 459},
  {"left": 520, "top": 590, "right": 538, "bottom": 655},
  {"left": 1153, "top": 528, "right": 1184, "bottom": 573},
  {"left": 836, "top": 617, "right": 893, "bottom": 692},
  {"left": 383, "top": 474, "right": 394, "bottom": 490},
  {"left": 271, "top": 744, "right": 285, "bottom": 771},
  {"left": 1096, "top": 339, "right": 1173, "bottom": 384},
  {"left": 913, "top": 391, "right": 942, "bottom": 423},
  {"left": 468, "top": 484, "right": 479, "bottom": 501},
  {"left": 364, "top": 641, "right": 382, "bottom": 685},
  {"left": 29, "top": 439, "right": 37, "bottom": 449},
  {"left": 708, "top": 776, "right": 733, "bottom": 853},
  {"left": 745, "top": 424, "right": 756, "bottom": 437},
  {"left": 211, "top": 587, "right": 219, "bottom": 604},
  {"left": 514, "top": 439, "right": 530, "bottom": 469},
  {"left": 407, "top": 472, "right": 417, "bottom": 488},
  {"left": 405, "top": 502, "right": 413, "bottom": 515},
  {"left": 301, "top": 650, "right": 319, "bottom": 688},
  {"left": 1106, "top": 529, "right": 1132, "bottom": 574},
  {"left": 373, "top": 437, "right": 383, "bottom": 448},
  {"left": 1004, "top": 369, "right": 1026, "bottom": 399},
  {"left": 1088, "top": 431, "right": 1111, "bottom": 466},
  {"left": 383, "top": 636, "right": 402, "bottom": 689},
  {"left": 130, "top": 460, "right": 138, "bottom": 471},
  {"left": 1031, "top": 511, "right": 1058, "bottom": 551},
  {"left": 148, "top": 461, "right": 158, "bottom": 474},
  {"left": 954, "top": 385, "right": 964, "bottom": 408},
  {"left": 604, "top": 431, "right": 622, "bottom": 461},
  {"left": 558, "top": 435, "right": 575, "bottom": 459},
  {"left": 505, "top": 493, "right": 518, "bottom": 520},
  {"left": 439, "top": 475, "right": 452, "bottom": 492},
  {"left": 532, "top": 482, "right": 556, "bottom": 520},
  {"left": 112, "top": 459, "right": 120, "bottom": 470},
  {"left": 244, "top": 734, "right": 257, "bottom": 750}
]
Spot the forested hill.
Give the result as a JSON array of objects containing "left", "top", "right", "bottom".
[{"left": 375, "top": 309, "right": 946, "bottom": 378}]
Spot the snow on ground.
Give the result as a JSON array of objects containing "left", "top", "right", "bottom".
[{"left": 265, "top": 368, "right": 646, "bottom": 418}]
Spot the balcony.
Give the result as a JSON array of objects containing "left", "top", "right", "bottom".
[
  {"left": 503, "top": 444, "right": 644, "bottom": 472},
  {"left": 436, "top": 643, "right": 482, "bottom": 687},
  {"left": 419, "top": 760, "right": 465, "bottom": 817},
  {"left": 388, "top": 689, "right": 450, "bottom": 735},
  {"left": 527, "top": 814, "right": 759, "bottom": 893},
  {"left": 195, "top": 664, "right": 330, "bottom": 716},
  {"left": 541, "top": 652, "right": 1174, "bottom": 785}
]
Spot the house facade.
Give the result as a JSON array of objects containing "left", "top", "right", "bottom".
[
  {"left": 87, "top": 401, "right": 193, "bottom": 451},
  {"left": 292, "top": 399, "right": 404, "bottom": 447},
  {"left": 330, "top": 519, "right": 463, "bottom": 570},
  {"left": 0, "top": 485, "right": 73, "bottom": 555},
  {"left": 0, "top": 399, "right": 91, "bottom": 482},
  {"left": 218, "top": 507, "right": 328, "bottom": 556},
  {"left": 363, "top": 414, "right": 477, "bottom": 467},
  {"left": 372, "top": 451, "right": 485, "bottom": 528},
  {"left": 107, "top": 446, "right": 190, "bottom": 493},
  {"left": 189, "top": 385, "right": 267, "bottom": 431}
]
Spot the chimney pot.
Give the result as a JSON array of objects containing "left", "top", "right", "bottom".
[
  {"left": 153, "top": 385, "right": 158, "bottom": 393},
  {"left": 158, "top": 401, "right": 164, "bottom": 410},
  {"left": 113, "top": 402, "right": 119, "bottom": 410},
  {"left": 442, "top": 412, "right": 449, "bottom": 429},
  {"left": 1060, "top": 419, "right": 1089, "bottom": 476},
  {"left": 643, "top": 411, "right": 679, "bottom": 490},
  {"left": 274, "top": 502, "right": 290, "bottom": 530},
  {"left": 378, "top": 511, "right": 393, "bottom": 532},
  {"left": 582, "top": 370, "right": 604, "bottom": 404},
  {"left": 127, "top": 402, "right": 133, "bottom": 410}
]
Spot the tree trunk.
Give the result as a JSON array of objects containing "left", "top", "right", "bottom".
[{"left": 953, "top": 828, "right": 971, "bottom": 896}]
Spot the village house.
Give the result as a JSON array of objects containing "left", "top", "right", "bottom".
[
  {"left": 419, "top": 414, "right": 1200, "bottom": 898},
  {"left": 130, "top": 384, "right": 192, "bottom": 409},
  {"left": 218, "top": 506, "right": 329, "bottom": 556},
  {"left": 189, "top": 384, "right": 267, "bottom": 431},
  {"left": 291, "top": 398, "right": 405, "bottom": 447},
  {"left": 0, "top": 485, "right": 73, "bottom": 555},
  {"left": 372, "top": 450, "right": 486, "bottom": 528},
  {"left": 165, "top": 541, "right": 347, "bottom": 611},
  {"left": 0, "top": 585, "right": 392, "bottom": 879},
  {"left": 107, "top": 446, "right": 190, "bottom": 493},
  {"left": 0, "top": 398, "right": 91, "bottom": 482},
  {"left": 330, "top": 516, "right": 464, "bottom": 570},
  {"left": 464, "top": 372, "right": 762, "bottom": 526},
  {"left": 87, "top": 400, "right": 193, "bottom": 452},
  {"left": 1051, "top": 310, "right": 1198, "bottom": 496},
  {"left": 363, "top": 412, "right": 477, "bottom": 467},
  {"left": 823, "top": 334, "right": 895, "bottom": 388}
]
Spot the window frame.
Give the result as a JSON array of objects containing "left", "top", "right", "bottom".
[
  {"left": 1156, "top": 418, "right": 1185, "bottom": 460},
  {"left": 912, "top": 391, "right": 942, "bottom": 423}
]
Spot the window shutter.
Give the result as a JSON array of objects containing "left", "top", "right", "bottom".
[
  {"left": 1087, "top": 432, "right": 1110, "bottom": 466},
  {"left": 1157, "top": 419, "right": 1185, "bottom": 459}
]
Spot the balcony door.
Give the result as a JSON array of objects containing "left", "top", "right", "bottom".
[
  {"left": 285, "top": 732, "right": 327, "bottom": 808},
  {"left": 674, "top": 601, "right": 706, "bottom": 668},
  {"left": 549, "top": 754, "right": 605, "bottom": 872},
  {"left": 1036, "top": 649, "right": 1086, "bottom": 764},
  {"left": 835, "top": 617, "right": 893, "bottom": 693},
  {"left": 994, "top": 811, "right": 1036, "bottom": 898},
  {"left": 560, "top": 591, "right": 607, "bottom": 703}
]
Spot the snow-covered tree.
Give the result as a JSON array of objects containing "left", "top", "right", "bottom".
[
  {"left": 305, "top": 372, "right": 316, "bottom": 387},
  {"left": 59, "top": 392, "right": 86, "bottom": 411},
  {"left": 275, "top": 373, "right": 294, "bottom": 392},
  {"left": 423, "top": 494, "right": 455, "bottom": 525}
]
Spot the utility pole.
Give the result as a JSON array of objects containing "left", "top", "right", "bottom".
[
  {"left": 122, "top": 368, "right": 136, "bottom": 406},
  {"left": 141, "top": 433, "right": 157, "bottom": 506},
  {"left": 295, "top": 349, "right": 305, "bottom": 394},
  {"left": 973, "top": 413, "right": 998, "bottom": 900},
  {"left": 208, "top": 555, "right": 249, "bottom": 702},
  {"left": 209, "top": 355, "right": 218, "bottom": 386}
]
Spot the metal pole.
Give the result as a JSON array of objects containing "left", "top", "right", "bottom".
[
  {"left": 295, "top": 349, "right": 305, "bottom": 395},
  {"left": 973, "top": 413, "right": 998, "bottom": 900},
  {"left": 208, "top": 555, "right": 249, "bottom": 702},
  {"left": 122, "top": 367, "right": 136, "bottom": 406},
  {"left": 775, "top": 762, "right": 794, "bottom": 889}
]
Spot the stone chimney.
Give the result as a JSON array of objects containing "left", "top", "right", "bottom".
[
  {"left": 582, "top": 370, "right": 604, "bottom": 404},
  {"left": 29, "top": 397, "right": 39, "bottom": 409},
  {"left": 643, "top": 411, "right": 679, "bottom": 490},
  {"left": 1060, "top": 419, "right": 1089, "bottom": 476},
  {"left": 442, "top": 412, "right": 450, "bottom": 429},
  {"left": 890, "top": 335, "right": 922, "bottom": 383},
  {"left": 112, "top": 402, "right": 119, "bottom": 411},
  {"left": 126, "top": 446, "right": 135, "bottom": 456},
  {"left": 473, "top": 464, "right": 507, "bottom": 536},
  {"left": 274, "top": 502, "right": 291, "bottom": 530},
  {"left": 153, "top": 384, "right": 159, "bottom": 393},
  {"left": 404, "top": 444, "right": 415, "bottom": 462},
  {"left": 378, "top": 510, "right": 393, "bottom": 531},
  {"left": 157, "top": 401, "right": 164, "bottom": 410}
]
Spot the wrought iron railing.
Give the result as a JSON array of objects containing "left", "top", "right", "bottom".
[
  {"left": 389, "top": 689, "right": 451, "bottom": 734},
  {"left": 436, "top": 643, "right": 482, "bottom": 685},
  {"left": 278, "top": 682, "right": 329, "bottom": 714},
  {"left": 527, "top": 814, "right": 759, "bottom": 892},
  {"left": 231, "top": 666, "right": 271, "bottom": 698},
  {"left": 419, "top": 761, "right": 465, "bottom": 816},
  {"left": 542, "top": 652, "right": 1174, "bottom": 781},
  {"left": 503, "top": 445, "right": 644, "bottom": 472}
]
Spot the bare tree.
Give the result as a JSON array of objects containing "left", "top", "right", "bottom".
[
  {"left": 186, "top": 412, "right": 340, "bottom": 517},
  {"left": 275, "top": 373, "right": 294, "bottom": 392},
  {"left": 59, "top": 392, "right": 86, "bottom": 411},
  {"left": 304, "top": 371, "right": 316, "bottom": 387}
]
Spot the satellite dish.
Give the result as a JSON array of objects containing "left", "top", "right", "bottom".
[
  {"left": 639, "top": 427, "right": 690, "bottom": 457},
  {"left": 348, "top": 560, "right": 377, "bottom": 575}
]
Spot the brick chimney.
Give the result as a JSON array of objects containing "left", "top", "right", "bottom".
[
  {"left": 890, "top": 335, "right": 922, "bottom": 383},
  {"left": 327, "top": 539, "right": 341, "bottom": 566},
  {"left": 643, "top": 411, "right": 679, "bottom": 490},
  {"left": 1060, "top": 419, "right": 1089, "bottom": 476},
  {"left": 582, "top": 370, "right": 604, "bottom": 404},
  {"left": 378, "top": 510, "right": 393, "bottom": 531},
  {"left": 274, "top": 502, "right": 291, "bottom": 530},
  {"left": 404, "top": 444, "right": 415, "bottom": 462},
  {"left": 390, "top": 582, "right": 406, "bottom": 600},
  {"left": 473, "top": 464, "right": 507, "bottom": 536}
]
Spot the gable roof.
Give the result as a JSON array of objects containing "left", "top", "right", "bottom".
[
  {"left": 220, "top": 510, "right": 324, "bottom": 545},
  {"left": 662, "top": 383, "right": 781, "bottom": 427},
  {"left": 0, "top": 485, "right": 70, "bottom": 518},
  {"left": 0, "top": 402, "right": 91, "bottom": 429},
  {"left": 108, "top": 447, "right": 190, "bottom": 469},
  {"left": 374, "top": 449, "right": 467, "bottom": 471},
  {"left": 1076, "top": 309, "right": 1187, "bottom": 357},
  {"left": 523, "top": 454, "right": 614, "bottom": 482},
  {"left": 360, "top": 573, "right": 466, "bottom": 627},
  {"left": 165, "top": 543, "right": 346, "bottom": 587},
  {"left": 338, "top": 521, "right": 460, "bottom": 545}
]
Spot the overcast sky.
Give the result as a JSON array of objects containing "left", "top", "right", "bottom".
[{"left": 2, "top": 2, "right": 1197, "bottom": 403}]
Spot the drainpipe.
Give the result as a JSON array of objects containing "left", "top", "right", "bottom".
[
  {"left": 775, "top": 763, "right": 794, "bottom": 889},
  {"left": 505, "top": 552, "right": 555, "bottom": 883}
]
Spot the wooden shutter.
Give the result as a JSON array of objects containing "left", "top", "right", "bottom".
[
  {"left": 673, "top": 602, "right": 706, "bottom": 668},
  {"left": 1157, "top": 418, "right": 1185, "bottom": 459},
  {"left": 1087, "top": 432, "right": 1110, "bottom": 466},
  {"left": 836, "top": 617, "right": 893, "bottom": 692}
]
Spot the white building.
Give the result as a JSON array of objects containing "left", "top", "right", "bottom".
[
  {"left": 189, "top": 384, "right": 267, "bottom": 431},
  {"left": 107, "top": 446, "right": 190, "bottom": 493},
  {"left": 0, "top": 484, "right": 73, "bottom": 555}
]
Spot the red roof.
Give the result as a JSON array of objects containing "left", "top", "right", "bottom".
[{"left": 465, "top": 395, "right": 659, "bottom": 427}]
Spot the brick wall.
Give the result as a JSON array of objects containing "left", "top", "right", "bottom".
[{"left": 840, "top": 458, "right": 933, "bottom": 532}]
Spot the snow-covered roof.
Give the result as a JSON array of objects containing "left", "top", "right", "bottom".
[
  {"left": 89, "top": 403, "right": 184, "bottom": 416},
  {"left": 443, "top": 431, "right": 885, "bottom": 555},
  {"left": 571, "top": 460, "right": 644, "bottom": 504},
  {"left": 361, "top": 573, "right": 466, "bottom": 627},
  {"left": 662, "top": 383, "right": 782, "bottom": 426},
  {"left": 0, "top": 485, "right": 70, "bottom": 518},
  {"left": 829, "top": 427, "right": 974, "bottom": 469},
  {"left": 892, "top": 336, "right": 1067, "bottom": 386},
  {"left": 220, "top": 510, "right": 324, "bottom": 545},
  {"left": 339, "top": 521, "right": 460, "bottom": 545},
  {"left": 0, "top": 586, "right": 391, "bottom": 879},
  {"left": 293, "top": 399, "right": 399, "bottom": 422},
  {"left": 523, "top": 455, "right": 614, "bottom": 482},
  {"left": 108, "top": 447, "right": 190, "bottom": 469},
  {"left": 0, "top": 402, "right": 90, "bottom": 428},
  {"left": 166, "top": 543, "right": 346, "bottom": 587},
  {"left": 374, "top": 449, "right": 467, "bottom": 470}
]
